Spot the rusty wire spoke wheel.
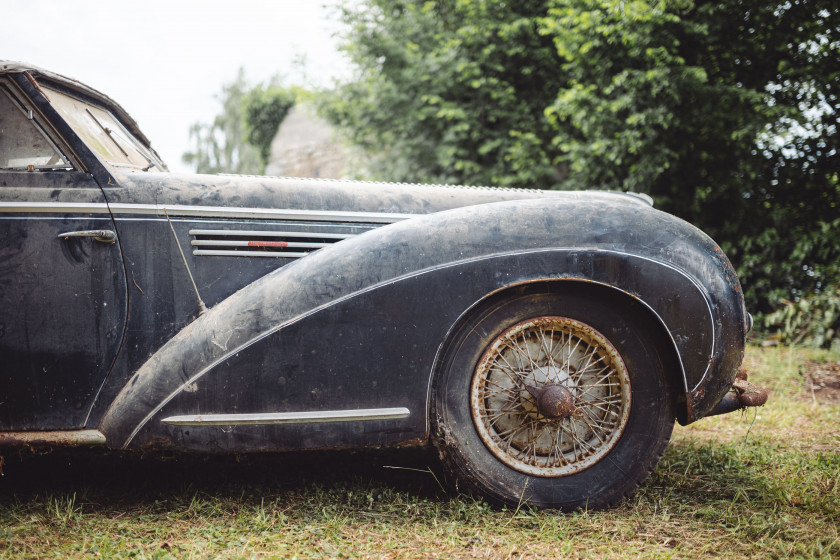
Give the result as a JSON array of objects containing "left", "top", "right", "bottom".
[
  {"left": 470, "top": 317, "right": 631, "bottom": 477},
  {"left": 433, "top": 287, "right": 675, "bottom": 510}
]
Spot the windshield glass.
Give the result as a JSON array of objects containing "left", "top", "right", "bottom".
[{"left": 43, "top": 85, "right": 164, "bottom": 171}]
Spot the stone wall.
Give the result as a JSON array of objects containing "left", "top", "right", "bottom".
[{"left": 265, "top": 105, "right": 353, "bottom": 179}]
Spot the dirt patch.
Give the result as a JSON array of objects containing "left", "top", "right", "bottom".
[{"left": 800, "top": 360, "right": 840, "bottom": 403}]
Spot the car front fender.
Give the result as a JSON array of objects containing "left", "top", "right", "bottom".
[{"left": 99, "top": 197, "right": 745, "bottom": 449}]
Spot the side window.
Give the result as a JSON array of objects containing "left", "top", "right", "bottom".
[{"left": 0, "top": 87, "right": 70, "bottom": 171}]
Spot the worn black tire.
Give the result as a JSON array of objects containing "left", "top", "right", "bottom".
[{"left": 432, "top": 285, "right": 675, "bottom": 510}]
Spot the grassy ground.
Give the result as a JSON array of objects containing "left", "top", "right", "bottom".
[{"left": 1, "top": 344, "right": 838, "bottom": 559}]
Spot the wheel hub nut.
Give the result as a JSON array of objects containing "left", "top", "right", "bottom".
[{"left": 525, "top": 384, "right": 576, "bottom": 419}]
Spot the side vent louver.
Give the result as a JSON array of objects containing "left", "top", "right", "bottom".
[{"left": 189, "top": 229, "right": 356, "bottom": 258}]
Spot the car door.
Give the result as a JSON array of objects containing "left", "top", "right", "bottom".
[{"left": 0, "top": 79, "right": 127, "bottom": 430}]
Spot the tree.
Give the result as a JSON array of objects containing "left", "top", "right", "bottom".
[
  {"left": 321, "top": 0, "right": 839, "bottom": 315},
  {"left": 319, "top": 0, "right": 568, "bottom": 188},
  {"left": 539, "top": 0, "right": 839, "bottom": 313},
  {"left": 182, "top": 69, "right": 261, "bottom": 175},
  {"left": 243, "top": 85, "right": 296, "bottom": 171},
  {"left": 183, "top": 70, "right": 295, "bottom": 175}
]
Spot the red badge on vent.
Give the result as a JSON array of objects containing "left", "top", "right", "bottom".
[{"left": 248, "top": 240, "right": 289, "bottom": 247}]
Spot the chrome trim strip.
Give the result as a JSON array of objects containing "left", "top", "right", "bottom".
[
  {"left": 0, "top": 202, "right": 110, "bottom": 214},
  {"left": 0, "top": 429, "right": 106, "bottom": 447},
  {"left": 0, "top": 201, "right": 415, "bottom": 224},
  {"left": 190, "top": 240, "right": 331, "bottom": 249},
  {"left": 192, "top": 250, "right": 310, "bottom": 258},
  {"left": 112, "top": 203, "right": 413, "bottom": 223},
  {"left": 161, "top": 408, "right": 411, "bottom": 426},
  {"left": 189, "top": 229, "right": 356, "bottom": 240}
]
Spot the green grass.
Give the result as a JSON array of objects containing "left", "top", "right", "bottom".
[{"left": 1, "top": 345, "right": 838, "bottom": 559}]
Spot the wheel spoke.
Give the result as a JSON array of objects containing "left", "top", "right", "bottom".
[
  {"left": 548, "top": 426, "right": 570, "bottom": 466},
  {"left": 576, "top": 348, "right": 608, "bottom": 375},
  {"left": 575, "top": 370, "right": 619, "bottom": 400},
  {"left": 584, "top": 392, "right": 622, "bottom": 405},
  {"left": 483, "top": 377, "right": 521, "bottom": 398},
  {"left": 564, "top": 335, "right": 582, "bottom": 374},
  {"left": 493, "top": 351, "right": 532, "bottom": 386},
  {"left": 537, "top": 328, "right": 555, "bottom": 370},
  {"left": 576, "top": 409, "right": 611, "bottom": 444},
  {"left": 502, "top": 340, "right": 534, "bottom": 371}
]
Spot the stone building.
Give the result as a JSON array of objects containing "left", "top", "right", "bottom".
[{"left": 265, "top": 104, "right": 355, "bottom": 179}]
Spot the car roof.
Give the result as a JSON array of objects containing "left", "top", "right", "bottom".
[{"left": 0, "top": 60, "right": 153, "bottom": 149}]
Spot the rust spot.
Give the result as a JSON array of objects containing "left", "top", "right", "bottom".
[
  {"left": 525, "top": 384, "right": 577, "bottom": 419},
  {"left": 732, "top": 378, "right": 769, "bottom": 407},
  {"left": 23, "top": 71, "right": 50, "bottom": 101},
  {"left": 392, "top": 437, "right": 426, "bottom": 448},
  {"left": 140, "top": 437, "right": 174, "bottom": 451},
  {"left": 0, "top": 430, "right": 106, "bottom": 448}
]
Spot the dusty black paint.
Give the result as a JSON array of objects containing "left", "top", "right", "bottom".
[{"left": 0, "top": 171, "right": 127, "bottom": 429}]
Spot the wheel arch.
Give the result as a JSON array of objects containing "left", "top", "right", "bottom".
[{"left": 428, "top": 278, "right": 688, "bottom": 431}]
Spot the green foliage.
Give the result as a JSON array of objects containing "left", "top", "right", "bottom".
[
  {"left": 243, "top": 85, "right": 295, "bottom": 172},
  {"left": 540, "top": 0, "right": 840, "bottom": 315},
  {"left": 322, "top": 0, "right": 840, "bottom": 324},
  {"left": 319, "top": 0, "right": 567, "bottom": 188},
  {"left": 766, "top": 283, "right": 840, "bottom": 350},
  {"left": 183, "top": 70, "right": 295, "bottom": 175},
  {"left": 182, "top": 69, "right": 262, "bottom": 175}
]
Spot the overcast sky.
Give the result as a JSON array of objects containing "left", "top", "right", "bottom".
[{"left": 2, "top": 0, "right": 352, "bottom": 172}]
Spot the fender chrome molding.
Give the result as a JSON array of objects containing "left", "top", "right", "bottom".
[
  {"left": 161, "top": 408, "right": 411, "bottom": 427},
  {"left": 123, "top": 247, "right": 711, "bottom": 449},
  {"left": 0, "top": 201, "right": 415, "bottom": 224}
]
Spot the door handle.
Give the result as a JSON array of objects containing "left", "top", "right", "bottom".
[{"left": 57, "top": 230, "right": 117, "bottom": 243}]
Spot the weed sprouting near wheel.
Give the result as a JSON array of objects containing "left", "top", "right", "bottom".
[{"left": 432, "top": 286, "right": 676, "bottom": 510}]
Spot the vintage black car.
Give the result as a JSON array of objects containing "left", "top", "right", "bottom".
[{"left": 0, "top": 62, "right": 766, "bottom": 510}]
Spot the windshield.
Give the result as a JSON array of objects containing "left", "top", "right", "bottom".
[{"left": 43, "top": 85, "right": 164, "bottom": 172}]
